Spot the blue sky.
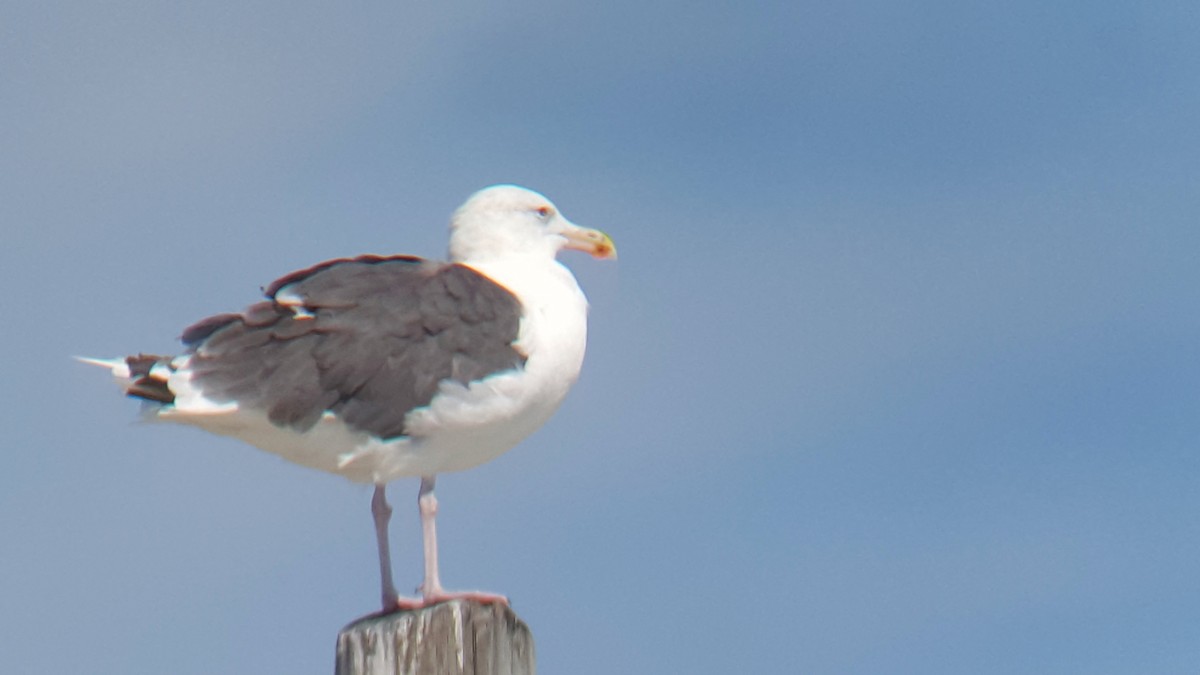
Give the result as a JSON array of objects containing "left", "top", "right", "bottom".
[{"left": 3, "top": 1, "right": 1199, "bottom": 673}]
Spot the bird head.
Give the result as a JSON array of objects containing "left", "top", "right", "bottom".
[{"left": 449, "top": 185, "right": 617, "bottom": 263}]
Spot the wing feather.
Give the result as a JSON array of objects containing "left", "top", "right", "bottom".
[{"left": 180, "top": 256, "right": 525, "bottom": 439}]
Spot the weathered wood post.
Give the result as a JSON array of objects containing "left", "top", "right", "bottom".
[{"left": 335, "top": 600, "right": 536, "bottom": 675}]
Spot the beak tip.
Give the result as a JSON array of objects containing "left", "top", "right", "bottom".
[{"left": 594, "top": 240, "right": 617, "bottom": 260}]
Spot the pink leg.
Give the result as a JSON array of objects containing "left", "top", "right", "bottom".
[
  {"left": 371, "top": 484, "right": 403, "bottom": 611},
  {"left": 414, "top": 475, "right": 508, "bottom": 607},
  {"left": 417, "top": 476, "right": 445, "bottom": 598}
]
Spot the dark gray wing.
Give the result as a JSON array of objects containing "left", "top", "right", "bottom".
[{"left": 179, "top": 255, "right": 525, "bottom": 439}]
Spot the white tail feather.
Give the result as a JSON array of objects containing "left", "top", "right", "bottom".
[{"left": 74, "top": 356, "right": 132, "bottom": 381}]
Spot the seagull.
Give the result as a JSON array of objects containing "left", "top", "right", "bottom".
[{"left": 81, "top": 185, "right": 616, "bottom": 611}]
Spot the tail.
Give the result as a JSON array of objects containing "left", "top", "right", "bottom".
[{"left": 75, "top": 354, "right": 177, "bottom": 404}]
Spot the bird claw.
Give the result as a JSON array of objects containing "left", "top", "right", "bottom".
[
  {"left": 423, "top": 589, "right": 510, "bottom": 607},
  {"left": 385, "top": 588, "right": 509, "bottom": 611}
]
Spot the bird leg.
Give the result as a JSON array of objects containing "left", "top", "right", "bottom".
[
  {"left": 415, "top": 475, "right": 509, "bottom": 607},
  {"left": 371, "top": 484, "right": 401, "bottom": 612},
  {"left": 416, "top": 475, "right": 444, "bottom": 598}
]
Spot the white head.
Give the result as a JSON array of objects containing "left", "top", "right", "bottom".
[{"left": 448, "top": 185, "right": 616, "bottom": 263}]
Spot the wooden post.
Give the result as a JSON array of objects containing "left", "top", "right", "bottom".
[{"left": 335, "top": 600, "right": 536, "bottom": 675}]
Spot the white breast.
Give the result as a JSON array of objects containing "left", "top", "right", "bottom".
[{"left": 378, "top": 258, "right": 590, "bottom": 476}]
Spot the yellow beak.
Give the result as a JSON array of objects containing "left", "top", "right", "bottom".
[{"left": 560, "top": 223, "right": 618, "bottom": 260}]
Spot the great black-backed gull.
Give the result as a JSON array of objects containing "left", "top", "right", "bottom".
[{"left": 81, "top": 185, "right": 616, "bottom": 611}]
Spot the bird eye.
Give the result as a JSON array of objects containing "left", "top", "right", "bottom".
[{"left": 535, "top": 206, "right": 553, "bottom": 219}]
